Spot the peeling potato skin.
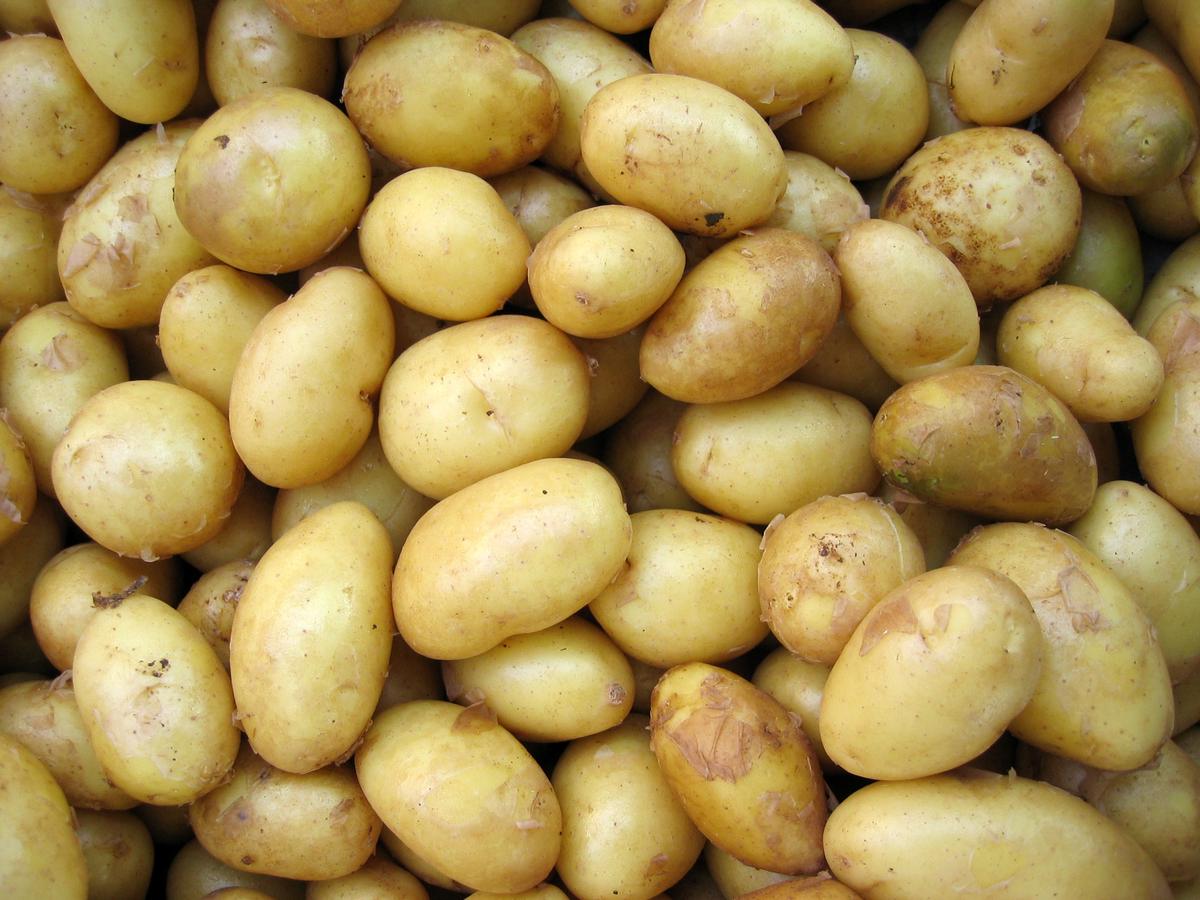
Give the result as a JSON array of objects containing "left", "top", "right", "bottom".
[
  {"left": 649, "top": 662, "right": 827, "bottom": 876},
  {"left": 948, "top": 523, "right": 1175, "bottom": 771},
  {"left": 870, "top": 365, "right": 1097, "bottom": 526}
]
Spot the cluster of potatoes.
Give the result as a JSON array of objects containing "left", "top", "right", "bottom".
[{"left": 3, "top": 0, "right": 1200, "bottom": 897}]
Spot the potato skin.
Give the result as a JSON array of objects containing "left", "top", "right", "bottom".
[
  {"left": 74, "top": 809, "right": 154, "bottom": 900},
  {"left": 262, "top": 0, "right": 402, "bottom": 36},
  {"left": 0, "top": 417, "right": 35, "bottom": 548}
]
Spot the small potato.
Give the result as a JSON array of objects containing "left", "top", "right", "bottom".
[
  {"left": 231, "top": 502, "right": 393, "bottom": 774},
  {"left": 52, "top": 381, "right": 243, "bottom": 560},
  {"left": 650, "top": 663, "right": 827, "bottom": 875},
  {"left": 307, "top": 855, "right": 428, "bottom": 900},
  {"left": 881, "top": 126, "right": 1082, "bottom": 308},
  {"left": 529, "top": 205, "right": 684, "bottom": 339},
  {"left": 75, "top": 809, "right": 154, "bottom": 900},
  {"left": 1053, "top": 190, "right": 1144, "bottom": 319},
  {"left": 776, "top": 29, "right": 928, "bottom": 181},
  {"left": 672, "top": 383, "right": 878, "bottom": 525},
  {"left": 344, "top": 21, "right": 559, "bottom": 177},
  {"left": 177, "top": 559, "right": 254, "bottom": 671},
  {"left": 0, "top": 416, "right": 35, "bottom": 548},
  {"left": 359, "top": 168, "right": 531, "bottom": 322},
  {"left": 165, "top": 840, "right": 305, "bottom": 900},
  {"left": 553, "top": 716, "right": 705, "bottom": 900},
  {"left": 640, "top": 229, "right": 840, "bottom": 404},
  {"left": 589, "top": 509, "right": 768, "bottom": 668},
  {"left": 180, "top": 476, "right": 274, "bottom": 572},
  {"left": 0, "top": 503, "right": 63, "bottom": 641},
  {"left": 377, "top": 316, "right": 589, "bottom": 499},
  {"left": 490, "top": 165, "right": 595, "bottom": 248},
  {"left": 262, "top": 0, "right": 401, "bottom": 37},
  {"left": 703, "top": 842, "right": 795, "bottom": 898},
  {"left": 573, "top": 327, "right": 650, "bottom": 439},
  {"left": 229, "top": 267, "right": 394, "bottom": 489},
  {"left": 758, "top": 494, "right": 925, "bottom": 667},
  {"left": 602, "top": 391, "right": 703, "bottom": 514},
  {"left": 393, "top": 458, "right": 631, "bottom": 660},
  {"left": 0, "top": 188, "right": 67, "bottom": 326},
  {"left": 580, "top": 73, "right": 787, "bottom": 238},
  {"left": 0, "top": 36, "right": 118, "bottom": 194},
  {"left": 764, "top": 153, "right": 870, "bottom": 254},
  {"left": 820, "top": 565, "right": 1043, "bottom": 780},
  {"left": 997, "top": 284, "right": 1163, "bottom": 422},
  {"left": 356, "top": 701, "right": 562, "bottom": 894},
  {"left": 791, "top": 315, "right": 899, "bottom": 411},
  {"left": 443, "top": 617, "right": 634, "bottom": 743},
  {"left": 174, "top": 87, "right": 370, "bottom": 275},
  {"left": 752, "top": 650, "right": 835, "bottom": 772},
  {"left": 913, "top": 0, "right": 973, "bottom": 140},
  {"left": 825, "top": 771, "right": 1171, "bottom": 899}
]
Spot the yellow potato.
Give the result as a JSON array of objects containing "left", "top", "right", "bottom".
[
  {"left": 231, "top": 502, "right": 393, "bottom": 774},
  {"left": 466, "top": 886, "right": 565, "bottom": 900},
  {"left": 703, "top": 842, "right": 795, "bottom": 898},
  {"left": 0, "top": 503, "right": 63, "bottom": 641},
  {"left": 177, "top": 559, "right": 255, "bottom": 671},
  {"left": 307, "top": 855, "right": 428, "bottom": 900},
  {"left": 394, "top": 458, "right": 630, "bottom": 659},
  {"left": 75, "top": 809, "right": 155, "bottom": 900},
  {"left": 165, "top": 840, "right": 305, "bottom": 900},
  {"left": 752, "top": 649, "right": 835, "bottom": 772},
  {"left": 791, "top": 315, "right": 899, "bottom": 411},
  {"left": 339, "top": 0, "right": 543, "bottom": 65},
  {"left": 913, "top": 0, "right": 973, "bottom": 140},
  {"left": 261, "top": 0, "right": 401, "bottom": 37},
  {"left": 0, "top": 416, "right": 35, "bottom": 548},
  {"left": 1130, "top": 175, "right": 1199, "bottom": 241},
  {"left": 764, "top": 153, "right": 870, "bottom": 254},
  {"left": 356, "top": 701, "right": 562, "bottom": 894},
  {"left": 0, "top": 188, "right": 67, "bottom": 327},
  {"left": 875, "top": 481, "right": 981, "bottom": 570},
  {"left": 490, "top": 165, "right": 594, "bottom": 252},
  {"left": 602, "top": 391, "right": 704, "bottom": 514},
  {"left": 1135, "top": 232, "right": 1200, "bottom": 336},
  {"left": 375, "top": 634, "right": 445, "bottom": 714},
  {"left": 739, "top": 876, "right": 863, "bottom": 900},
  {"left": 0, "top": 0, "right": 55, "bottom": 33},
  {"left": 180, "top": 476, "right": 274, "bottom": 572},
  {"left": 568, "top": 0, "right": 667, "bottom": 33},
  {"left": 573, "top": 327, "right": 650, "bottom": 439},
  {"left": 1053, "top": 190, "right": 1145, "bottom": 319},
  {"left": 379, "top": 830, "right": 471, "bottom": 894}
]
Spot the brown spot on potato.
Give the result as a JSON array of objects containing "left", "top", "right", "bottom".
[
  {"left": 859, "top": 597, "right": 919, "bottom": 655},
  {"left": 452, "top": 698, "right": 498, "bottom": 733},
  {"left": 214, "top": 135, "right": 230, "bottom": 149}
]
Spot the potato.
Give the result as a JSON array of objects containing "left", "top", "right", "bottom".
[
  {"left": 344, "top": 21, "right": 559, "bottom": 178},
  {"left": 739, "top": 877, "right": 863, "bottom": 900},
  {"left": 949, "top": 523, "right": 1174, "bottom": 771},
  {"left": 177, "top": 559, "right": 254, "bottom": 671},
  {"left": 791, "top": 315, "right": 899, "bottom": 411},
  {"left": 672, "top": 383, "right": 878, "bottom": 525},
  {"left": 650, "top": 663, "right": 826, "bottom": 875},
  {"left": 947, "top": 0, "right": 1113, "bottom": 125},
  {"left": 0, "top": 188, "right": 67, "bottom": 327},
  {"left": 553, "top": 716, "right": 705, "bottom": 900},
  {"left": 0, "top": 503, "right": 63, "bottom": 641},
  {"left": 589, "top": 509, "right": 767, "bottom": 668},
  {"left": 174, "top": 87, "right": 370, "bottom": 274},
  {"left": 824, "top": 771, "right": 1171, "bottom": 898},
  {"left": 881, "top": 126, "right": 1082, "bottom": 308},
  {"left": 875, "top": 481, "right": 981, "bottom": 570},
  {"left": 393, "top": 457, "right": 631, "bottom": 660},
  {"left": 764, "top": 153, "right": 869, "bottom": 255},
  {"left": 165, "top": 840, "right": 305, "bottom": 900},
  {"left": 603, "top": 391, "right": 700, "bottom": 514},
  {"left": 776, "top": 29, "right": 927, "bottom": 181},
  {"left": 1130, "top": 175, "right": 1200, "bottom": 241},
  {"left": 1179, "top": 670, "right": 1200, "bottom": 736},
  {"left": 181, "top": 476, "right": 274, "bottom": 572},
  {"left": 356, "top": 701, "right": 562, "bottom": 894},
  {"left": 573, "top": 327, "right": 650, "bottom": 439},
  {"left": 377, "top": 316, "right": 589, "bottom": 499},
  {"left": 231, "top": 502, "right": 392, "bottom": 774},
  {"left": 52, "top": 381, "right": 243, "bottom": 559},
  {"left": 359, "top": 168, "right": 530, "bottom": 322},
  {"left": 752, "top": 650, "right": 835, "bottom": 772},
  {"left": 0, "top": 415, "right": 35, "bottom": 548},
  {"left": 134, "top": 802, "right": 192, "bottom": 847},
  {"left": 1068, "top": 480, "right": 1200, "bottom": 682},
  {"left": 0, "top": 0, "right": 55, "bottom": 33},
  {"left": 75, "top": 809, "right": 154, "bottom": 900},
  {"left": 1135, "top": 233, "right": 1200, "bottom": 336},
  {"left": 380, "top": 0, "right": 540, "bottom": 36},
  {"left": 820, "top": 565, "right": 1043, "bottom": 780},
  {"left": 641, "top": 229, "right": 840, "bottom": 404},
  {"left": 871, "top": 365, "right": 1096, "bottom": 525},
  {"left": 649, "top": 0, "right": 852, "bottom": 117},
  {"left": 567, "top": 0, "right": 666, "bottom": 33},
  {"left": 378, "top": 830, "right": 471, "bottom": 893},
  {"left": 466, "top": 886, "right": 565, "bottom": 900},
  {"left": 913, "top": 0, "right": 973, "bottom": 140},
  {"left": 0, "top": 733, "right": 88, "bottom": 898},
  {"left": 229, "top": 267, "right": 393, "bottom": 489},
  {"left": 375, "top": 634, "right": 444, "bottom": 713},
  {"left": 703, "top": 842, "right": 795, "bottom": 898},
  {"left": 758, "top": 494, "right": 925, "bottom": 667},
  {"left": 490, "top": 165, "right": 595, "bottom": 251},
  {"left": 261, "top": 0, "right": 401, "bottom": 37},
  {"left": 72, "top": 593, "right": 239, "bottom": 804},
  {"left": 307, "top": 855, "right": 428, "bottom": 900},
  {"left": 0, "top": 36, "right": 118, "bottom": 194},
  {"left": 580, "top": 73, "right": 787, "bottom": 238},
  {"left": 1053, "top": 190, "right": 1144, "bottom": 318}
]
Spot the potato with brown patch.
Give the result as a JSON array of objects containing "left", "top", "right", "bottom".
[{"left": 650, "top": 663, "right": 826, "bottom": 875}]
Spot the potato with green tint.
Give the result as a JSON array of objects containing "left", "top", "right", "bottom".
[
  {"left": 1053, "top": 190, "right": 1144, "bottom": 318},
  {"left": 650, "top": 663, "right": 826, "bottom": 875},
  {"left": 752, "top": 650, "right": 835, "bottom": 772},
  {"left": 262, "top": 0, "right": 401, "bottom": 37},
  {"left": 0, "top": 188, "right": 67, "bottom": 327},
  {"left": 356, "top": 701, "right": 562, "bottom": 894},
  {"left": 871, "top": 365, "right": 1097, "bottom": 525},
  {"left": 165, "top": 840, "right": 305, "bottom": 900},
  {"left": 75, "top": 809, "right": 154, "bottom": 900},
  {"left": 913, "top": 1, "right": 973, "bottom": 140}
]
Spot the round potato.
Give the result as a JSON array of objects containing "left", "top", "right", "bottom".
[
  {"left": 176, "top": 558, "right": 254, "bottom": 671},
  {"left": 180, "top": 476, "right": 274, "bottom": 573},
  {"left": 0, "top": 188, "right": 67, "bottom": 327},
  {"left": 764, "top": 153, "right": 870, "bottom": 254},
  {"left": 573, "top": 327, "right": 650, "bottom": 439},
  {"left": 752, "top": 650, "right": 835, "bottom": 772},
  {"left": 75, "top": 809, "right": 154, "bottom": 900},
  {"left": 1053, "top": 190, "right": 1144, "bottom": 319},
  {"left": 602, "top": 391, "right": 703, "bottom": 514},
  {"left": 164, "top": 840, "right": 305, "bottom": 900}
]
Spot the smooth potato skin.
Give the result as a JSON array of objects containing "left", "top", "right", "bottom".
[
  {"left": 765, "top": 152, "right": 870, "bottom": 254},
  {"left": 1053, "top": 190, "right": 1144, "bottom": 318},
  {"left": 75, "top": 809, "right": 154, "bottom": 900}
]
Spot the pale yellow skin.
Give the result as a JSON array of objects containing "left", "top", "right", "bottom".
[
  {"left": 825, "top": 771, "right": 1171, "bottom": 899},
  {"left": 379, "top": 830, "right": 471, "bottom": 893},
  {"left": 72, "top": 594, "right": 239, "bottom": 804},
  {"left": 228, "top": 267, "right": 393, "bottom": 489},
  {"left": 738, "top": 875, "right": 864, "bottom": 900},
  {"left": 230, "top": 502, "right": 393, "bottom": 774},
  {"left": 836, "top": 218, "right": 979, "bottom": 384},
  {"left": 777, "top": 30, "right": 928, "bottom": 181},
  {"left": 765, "top": 153, "right": 870, "bottom": 255},
  {"left": 875, "top": 481, "right": 981, "bottom": 570},
  {"left": 650, "top": 663, "right": 827, "bottom": 875},
  {"left": 177, "top": 558, "right": 255, "bottom": 671},
  {"left": 1180, "top": 670, "right": 1200, "bottom": 735},
  {"left": 792, "top": 315, "right": 899, "bottom": 411},
  {"left": 393, "top": 458, "right": 631, "bottom": 660},
  {"left": 75, "top": 810, "right": 154, "bottom": 900},
  {"left": 753, "top": 650, "right": 835, "bottom": 772},
  {"left": 569, "top": 0, "right": 667, "bottom": 32},
  {"left": 490, "top": 165, "right": 594, "bottom": 250},
  {"left": 165, "top": 840, "right": 305, "bottom": 900},
  {"left": 466, "top": 885, "right": 565, "bottom": 900},
  {"left": 0, "top": 734, "right": 88, "bottom": 899},
  {"left": 0, "top": 36, "right": 118, "bottom": 194},
  {"left": 949, "top": 524, "right": 1174, "bottom": 771},
  {"left": 159, "top": 265, "right": 285, "bottom": 415},
  {"left": 602, "top": 391, "right": 703, "bottom": 514},
  {"left": 29, "top": 542, "right": 179, "bottom": 672},
  {"left": 307, "top": 855, "right": 428, "bottom": 900},
  {"left": 1053, "top": 189, "right": 1145, "bottom": 319},
  {"left": 344, "top": 21, "right": 559, "bottom": 178},
  {"left": 1068, "top": 480, "right": 1200, "bottom": 682},
  {"left": 356, "top": 701, "right": 562, "bottom": 894},
  {"left": 672, "top": 383, "right": 879, "bottom": 525},
  {"left": 376, "top": 637, "right": 444, "bottom": 714},
  {"left": 881, "top": 126, "right": 1082, "bottom": 308},
  {"left": 947, "top": 0, "right": 1115, "bottom": 125},
  {"left": 758, "top": 494, "right": 926, "bottom": 667},
  {"left": 0, "top": 417, "right": 35, "bottom": 548},
  {"left": 649, "top": 0, "right": 853, "bottom": 117},
  {"left": 1135, "top": 232, "right": 1200, "bottom": 335},
  {"left": 377, "top": 316, "right": 589, "bottom": 500},
  {"left": 704, "top": 842, "right": 796, "bottom": 897},
  {"left": 52, "top": 380, "right": 244, "bottom": 560},
  {"left": 0, "top": 188, "right": 67, "bottom": 326},
  {"left": 174, "top": 87, "right": 370, "bottom": 275},
  {"left": 580, "top": 73, "right": 787, "bottom": 238},
  {"left": 914, "top": 1, "right": 974, "bottom": 140},
  {"left": 820, "top": 565, "right": 1043, "bottom": 780},
  {"left": 59, "top": 122, "right": 216, "bottom": 329},
  {"left": 529, "top": 205, "right": 684, "bottom": 339},
  {"left": 180, "top": 476, "right": 274, "bottom": 573},
  {"left": 0, "top": 678, "right": 136, "bottom": 810},
  {"left": 359, "top": 168, "right": 531, "bottom": 322},
  {"left": 0, "top": 502, "right": 62, "bottom": 640},
  {"left": 1131, "top": 176, "right": 1199, "bottom": 241},
  {"left": 590, "top": 509, "right": 767, "bottom": 668},
  {"left": 573, "top": 327, "right": 650, "bottom": 439},
  {"left": 443, "top": 618, "right": 634, "bottom": 743},
  {"left": 553, "top": 716, "right": 705, "bottom": 900}
]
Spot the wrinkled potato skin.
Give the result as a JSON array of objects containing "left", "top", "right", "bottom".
[
  {"left": 75, "top": 809, "right": 154, "bottom": 900},
  {"left": 871, "top": 366, "right": 1097, "bottom": 525}
]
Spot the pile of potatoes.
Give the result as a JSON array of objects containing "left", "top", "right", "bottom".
[{"left": 3, "top": 0, "right": 1200, "bottom": 897}]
